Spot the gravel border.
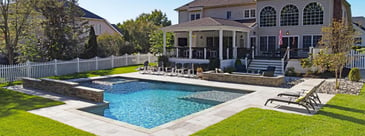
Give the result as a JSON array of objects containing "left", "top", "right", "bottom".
[{"left": 317, "top": 79, "right": 363, "bottom": 95}]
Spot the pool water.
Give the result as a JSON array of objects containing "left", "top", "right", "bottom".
[{"left": 80, "top": 78, "right": 249, "bottom": 129}]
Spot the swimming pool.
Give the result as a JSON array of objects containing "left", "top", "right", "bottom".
[{"left": 79, "top": 77, "right": 250, "bottom": 129}]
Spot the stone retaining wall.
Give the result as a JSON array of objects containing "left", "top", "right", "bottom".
[
  {"left": 22, "top": 77, "right": 104, "bottom": 102},
  {"left": 201, "top": 71, "right": 285, "bottom": 87}
]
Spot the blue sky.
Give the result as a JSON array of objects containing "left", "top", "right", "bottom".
[{"left": 79, "top": 0, "right": 364, "bottom": 25}]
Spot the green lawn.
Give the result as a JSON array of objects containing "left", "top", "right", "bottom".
[
  {"left": 48, "top": 65, "right": 141, "bottom": 80},
  {"left": 0, "top": 65, "right": 142, "bottom": 135},
  {"left": 192, "top": 85, "right": 365, "bottom": 136}
]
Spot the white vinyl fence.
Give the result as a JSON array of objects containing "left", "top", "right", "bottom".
[
  {"left": 348, "top": 50, "right": 365, "bottom": 69},
  {"left": 0, "top": 53, "right": 157, "bottom": 83}
]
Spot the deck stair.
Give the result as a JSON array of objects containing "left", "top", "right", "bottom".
[{"left": 247, "top": 59, "right": 284, "bottom": 75}]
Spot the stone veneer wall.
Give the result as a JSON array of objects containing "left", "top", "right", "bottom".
[
  {"left": 201, "top": 71, "right": 284, "bottom": 87},
  {"left": 22, "top": 77, "right": 104, "bottom": 102}
]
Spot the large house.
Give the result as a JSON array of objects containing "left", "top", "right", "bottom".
[
  {"left": 161, "top": 0, "right": 352, "bottom": 74},
  {"left": 353, "top": 16, "right": 365, "bottom": 47}
]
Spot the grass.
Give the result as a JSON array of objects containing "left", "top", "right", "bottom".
[
  {"left": 48, "top": 65, "right": 141, "bottom": 80},
  {"left": 0, "top": 65, "right": 143, "bottom": 135},
  {"left": 192, "top": 85, "right": 365, "bottom": 136},
  {"left": 0, "top": 87, "right": 95, "bottom": 136}
]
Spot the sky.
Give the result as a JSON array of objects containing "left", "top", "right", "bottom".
[{"left": 79, "top": 0, "right": 365, "bottom": 25}]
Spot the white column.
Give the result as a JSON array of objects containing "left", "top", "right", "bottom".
[
  {"left": 189, "top": 31, "right": 193, "bottom": 59},
  {"left": 219, "top": 29, "right": 223, "bottom": 60},
  {"left": 233, "top": 31, "right": 237, "bottom": 59},
  {"left": 163, "top": 31, "right": 167, "bottom": 55},
  {"left": 247, "top": 32, "right": 250, "bottom": 48}
]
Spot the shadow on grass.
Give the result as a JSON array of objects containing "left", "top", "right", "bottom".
[
  {"left": 318, "top": 110, "right": 365, "bottom": 125},
  {"left": 324, "top": 104, "right": 365, "bottom": 114},
  {"left": 0, "top": 88, "right": 63, "bottom": 118}
]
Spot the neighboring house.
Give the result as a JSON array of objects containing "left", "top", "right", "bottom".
[
  {"left": 79, "top": 6, "right": 123, "bottom": 37},
  {"left": 161, "top": 0, "right": 352, "bottom": 74},
  {"left": 353, "top": 17, "right": 365, "bottom": 47}
]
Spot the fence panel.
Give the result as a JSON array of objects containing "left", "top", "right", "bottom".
[
  {"left": 348, "top": 50, "right": 365, "bottom": 69},
  {"left": 0, "top": 53, "right": 156, "bottom": 83}
]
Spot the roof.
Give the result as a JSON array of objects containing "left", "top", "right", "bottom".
[
  {"left": 176, "top": 0, "right": 256, "bottom": 11},
  {"left": 111, "top": 24, "right": 123, "bottom": 34},
  {"left": 235, "top": 19, "right": 256, "bottom": 27},
  {"left": 354, "top": 23, "right": 365, "bottom": 32},
  {"left": 353, "top": 16, "right": 365, "bottom": 27},
  {"left": 78, "top": 6, "right": 104, "bottom": 20},
  {"left": 161, "top": 17, "right": 251, "bottom": 31}
]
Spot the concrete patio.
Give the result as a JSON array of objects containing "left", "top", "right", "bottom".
[{"left": 7, "top": 72, "right": 335, "bottom": 136}]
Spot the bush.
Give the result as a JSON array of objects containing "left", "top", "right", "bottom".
[
  {"left": 208, "top": 59, "right": 220, "bottom": 70},
  {"left": 224, "top": 67, "right": 235, "bottom": 74},
  {"left": 158, "top": 55, "right": 169, "bottom": 67},
  {"left": 285, "top": 67, "right": 297, "bottom": 77},
  {"left": 348, "top": 68, "right": 361, "bottom": 82}
]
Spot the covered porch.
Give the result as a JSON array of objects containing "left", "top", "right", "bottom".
[{"left": 161, "top": 17, "right": 252, "bottom": 66}]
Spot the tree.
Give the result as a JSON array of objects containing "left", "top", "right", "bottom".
[
  {"left": 0, "top": 0, "right": 38, "bottom": 64},
  {"left": 81, "top": 26, "right": 97, "bottom": 59},
  {"left": 313, "top": 20, "right": 356, "bottom": 88},
  {"left": 117, "top": 10, "right": 171, "bottom": 54},
  {"left": 35, "top": 0, "right": 88, "bottom": 60},
  {"left": 97, "top": 33, "right": 129, "bottom": 57},
  {"left": 149, "top": 30, "right": 173, "bottom": 54}
]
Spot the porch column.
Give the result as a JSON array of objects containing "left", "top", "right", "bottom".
[
  {"left": 233, "top": 31, "right": 237, "bottom": 59},
  {"left": 247, "top": 32, "right": 250, "bottom": 48},
  {"left": 163, "top": 31, "right": 166, "bottom": 55},
  {"left": 189, "top": 30, "right": 193, "bottom": 59},
  {"left": 219, "top": 29, "right": 223, "bottom": 60}
]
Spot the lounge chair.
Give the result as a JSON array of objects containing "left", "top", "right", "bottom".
[
  {"left": 277, "top": 80, "right": 324, "bottom": 105},
  {"left": 264, "top": 92, "right": 315, "bottom": 113}
]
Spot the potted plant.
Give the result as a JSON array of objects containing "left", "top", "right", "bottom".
[{"left": 196, "top": 67, "right": 204, "bottom": 78}]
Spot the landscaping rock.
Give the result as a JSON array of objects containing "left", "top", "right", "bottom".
[{"left": 317, "top": 79, "right": 363, "bottom": 95}]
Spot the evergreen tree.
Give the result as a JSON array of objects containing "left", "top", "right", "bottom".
[{"left": 81, "top": 26, "right": 97, "bottom": 58}]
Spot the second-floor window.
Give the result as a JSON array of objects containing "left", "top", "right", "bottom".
[
  {"left": 227, "top": 11, "right": 232, "bottom": 19},
  {"left": 244, "top": 9, "right": 256, "bottom": 19},
  {"left": 190, "top": 13, "right": 201, "bottom": 21}
]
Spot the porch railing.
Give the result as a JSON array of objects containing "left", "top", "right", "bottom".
[
  {"left": 257, "top": 48, "right": 310, "bottom": 59},
  {"left": 166, "top": 47, "right": 218, "bottom": 59}
]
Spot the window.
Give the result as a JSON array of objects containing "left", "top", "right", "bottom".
[
  {"left": 260, "top": 36, "right": 276, "bottom": 51},
  {"left": 178, "top": 38, "right": 188, "bottom": 46},
  {"left": 244, "top": 9, "right": 256, "bottom": 19},
  {"left": 280, "top": 5, "right": 299, "bottom": 26},
  {"left": 227, "top": 11, "right": 232, "bottom": 19},
  {"left": 260, "top": 7, "right": 276, "bottom": 27},
  {"left": 302, "top": 35, "right": 322, "bottom": 48},
  {"left": 303, "top": 2, "right": 324, "bottom": 25},
  {"left": 190, "top": 13, "right": 201, "bottom": 21},
  {"left": 355, "top": 37, "right": 362, "bottom": 45},
  {"left": 251, "top": 9, "right": 256, "bottom": 18},
  {"left": 93, "top": 24, "right": 102, "bottom": 35}
]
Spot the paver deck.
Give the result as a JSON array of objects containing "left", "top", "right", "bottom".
[{"left": 7, "top": 72, "right": 335, "bottom": 136}]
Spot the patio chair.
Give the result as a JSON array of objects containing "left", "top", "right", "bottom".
[
  {"left": 277, "top": 80, "right": 324, "bottom": 105},
  {"left": 262, "top": 66, "right": 276, "bottom": 77},
  {"left": 165, "top": 62, "right": 177, "bottom": 76},
  {"left": 264, "top": 92, "right": 315, "bottom": 113}
]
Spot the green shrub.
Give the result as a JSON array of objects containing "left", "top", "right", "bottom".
[
  {"left": 224, "top": 66, "right": 235, "bottom": 74},
  {"left": 348, "top": 68, "right": 361, "bottom": 82},
  {"left": 158, "top": 55, "right": 170, "bottom": 67},
  {"left": 208, "top": 59, "right": 220, "bottom": 70},
  {"left": 285, "top": 67, "right": 297, "bottom": 77},
  {"left": 300, "top": 57, "right": 312, "bottom": 68}
]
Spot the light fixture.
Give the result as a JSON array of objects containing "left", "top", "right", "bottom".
[
  {"left": 286, "top": 31, "right": 289, "bottom": 35},
  {"left": 200, "top": 36, "right": 203, "bottom": 39}
]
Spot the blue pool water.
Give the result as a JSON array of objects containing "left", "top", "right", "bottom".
[{"left": 80, "top": 78, "right": 248, "bottom": 129}]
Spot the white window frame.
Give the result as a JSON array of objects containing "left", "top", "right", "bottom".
[
  {"left": 302, "top": 35, "right": 322, "bottom": 48},
  {"left": 189, "top": 12, "right": 202, "bottom": 21},
  {"left": 244, "top": 9, "right": 256, "bottom": 19}
]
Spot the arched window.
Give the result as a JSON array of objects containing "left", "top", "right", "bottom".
[
  {"left": 260, "top": 7, "right": 276, "bottom": 27},
  {"left": 303, "top": 2, "right": 324, "bottom": 25},
  {"left": 281, "top": 5, "right": 299, "bottom": 26}
]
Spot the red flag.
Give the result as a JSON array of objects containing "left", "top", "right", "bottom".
[{"left": 279, "top": 30, "right": 283, "bottom": 46}]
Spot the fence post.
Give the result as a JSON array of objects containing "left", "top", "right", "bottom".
[
  {"left": 76, "top": 58, "right": 80, "bottom": 73},
  {"left": 125, "top": 54, "right": 128, "bottom": 66},
  {"left": 147, "top": 53, "right": 151, "bottom": 63},
  {"left": 137, "top": 53, "right": 140, "bottom": 64},
  {"left": 26, "top": 60, "right": 31, "bottom": 77},
  {"left": 95, "top": 57, "right": 99, "bottom": 70},
  {"left": 111, "top": 55, "right": 114, "bottom": 68},
  {"left": 54, "top": 59, "right": 58, "bottom": 76}
]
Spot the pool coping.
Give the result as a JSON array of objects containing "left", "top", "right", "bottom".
[{"left": 7, "top": 72, "right": 336, "bottom": 136}]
